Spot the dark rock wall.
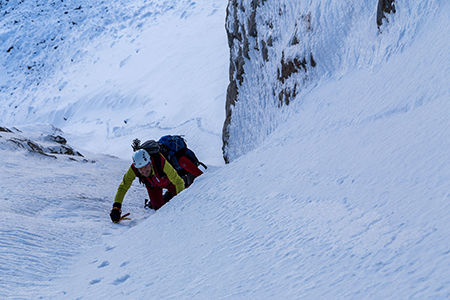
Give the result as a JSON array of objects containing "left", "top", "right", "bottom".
[
  {"left": 222, "top": 0, "right": 318, "bottom": 163},
  {"left": 222, "top": 0, "right": 397, "bottom": 163}
]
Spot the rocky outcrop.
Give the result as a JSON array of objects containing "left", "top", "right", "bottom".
[
  {"left": 0, "top": 125, "right": 90, "bottom": 161},
  {"left": 377, "top": 0, "right": 396, "bottom": 29},
  {"left": 222, "top": 0, "right": 316, "bottom": 163}
]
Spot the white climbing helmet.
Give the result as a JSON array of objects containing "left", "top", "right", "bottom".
[{"left": 133, "top": 149, "right": 151, "bottom": 168}]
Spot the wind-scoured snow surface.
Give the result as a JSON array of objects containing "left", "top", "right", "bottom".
[{"left": 1, "top": 0, "right": 450, "bottom": 299}]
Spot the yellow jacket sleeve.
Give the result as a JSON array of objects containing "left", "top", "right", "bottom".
[
  {"left": 114, "top": 166, "right": 137, "bottom": 204},
  {"left": 163, "top": 160, "right": 185, "bottom": 194}
]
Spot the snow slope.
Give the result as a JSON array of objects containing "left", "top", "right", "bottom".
[
  {"left": 0, "top": 132, "right": 130, "bottom": 298},
  {"left": 0, "top": 0, "right": 228, "bottom": 164},
  {"left": 1, "top": 0, "right": 450, "bottom": 299}
]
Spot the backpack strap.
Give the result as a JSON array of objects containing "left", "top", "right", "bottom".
[{"left": 150, "top": 153, "right": 166, "bottom": 178}]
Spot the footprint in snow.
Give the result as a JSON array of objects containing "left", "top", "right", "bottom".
[
  {"left": 90, "top": 278, "right": 103, "bottom": 285},
  {"left": 120, "top": 261, "right": 130, "bottom": 267},
  {"left": 98, "top": 261, "right": 109, "bottom": 268},
  {"left": 112, "top": 274, "right": 130, "bottom": 285}
]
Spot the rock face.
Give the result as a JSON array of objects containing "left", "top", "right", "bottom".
[
  {"left": 222, "top": 0, "right": 396, "bottom": 163},
  {"left": 222, "top": 0, "right": 317, "bottom": 163},
  {"left": 377, "top": 0, "right": 396, "bottom": 29}
]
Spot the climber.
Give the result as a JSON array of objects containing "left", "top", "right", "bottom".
[{"left": 109, "top": 148, "right": 185, "bottom": 223}]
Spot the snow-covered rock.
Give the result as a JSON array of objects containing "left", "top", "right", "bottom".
[{"left": 0, "top": 124, "right": 90, "bottom": 160}]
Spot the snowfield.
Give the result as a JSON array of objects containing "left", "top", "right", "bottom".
[{"left": 1, "top": 0, "right": 450, "bottom": 299}]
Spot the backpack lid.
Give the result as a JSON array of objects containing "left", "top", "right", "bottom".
[
  {"left": 140, "top": 140, "right": 160, "bottom": 155},
  {"left": 158, "top": 135, "right": 186, "bottom": 153}
]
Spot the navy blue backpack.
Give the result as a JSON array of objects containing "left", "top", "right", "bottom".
[{"left": 158, "top": 135, "right": 206, "bottom": 172}]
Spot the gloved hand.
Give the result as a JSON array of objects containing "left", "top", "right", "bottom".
[
  {"left": 110, "top": 202, "right": 122, "bottom": 223},
  {"left": 163, "top": 192, "right": 173, "bottom": 203},
  {"left": 144, "top": 199, "right": 155, "bottom": 210}
]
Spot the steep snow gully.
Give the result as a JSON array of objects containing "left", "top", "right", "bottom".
[{"left": 1, "top": 0, "right": 450, "bottom": 299}]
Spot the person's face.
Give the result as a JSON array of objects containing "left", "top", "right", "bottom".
[{"left": 138, "top": 162, "right": 152, "bottom": 177}]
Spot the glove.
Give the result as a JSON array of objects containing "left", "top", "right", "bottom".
[
  {"left": 144, "top": 199, "right": 155, "bottom": 210},
  {"left": 163, "top": 192, "right": 173, "bottom": 203},
  {"left": 110, "top": 202, "right": 122, "bottom": 223}
]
